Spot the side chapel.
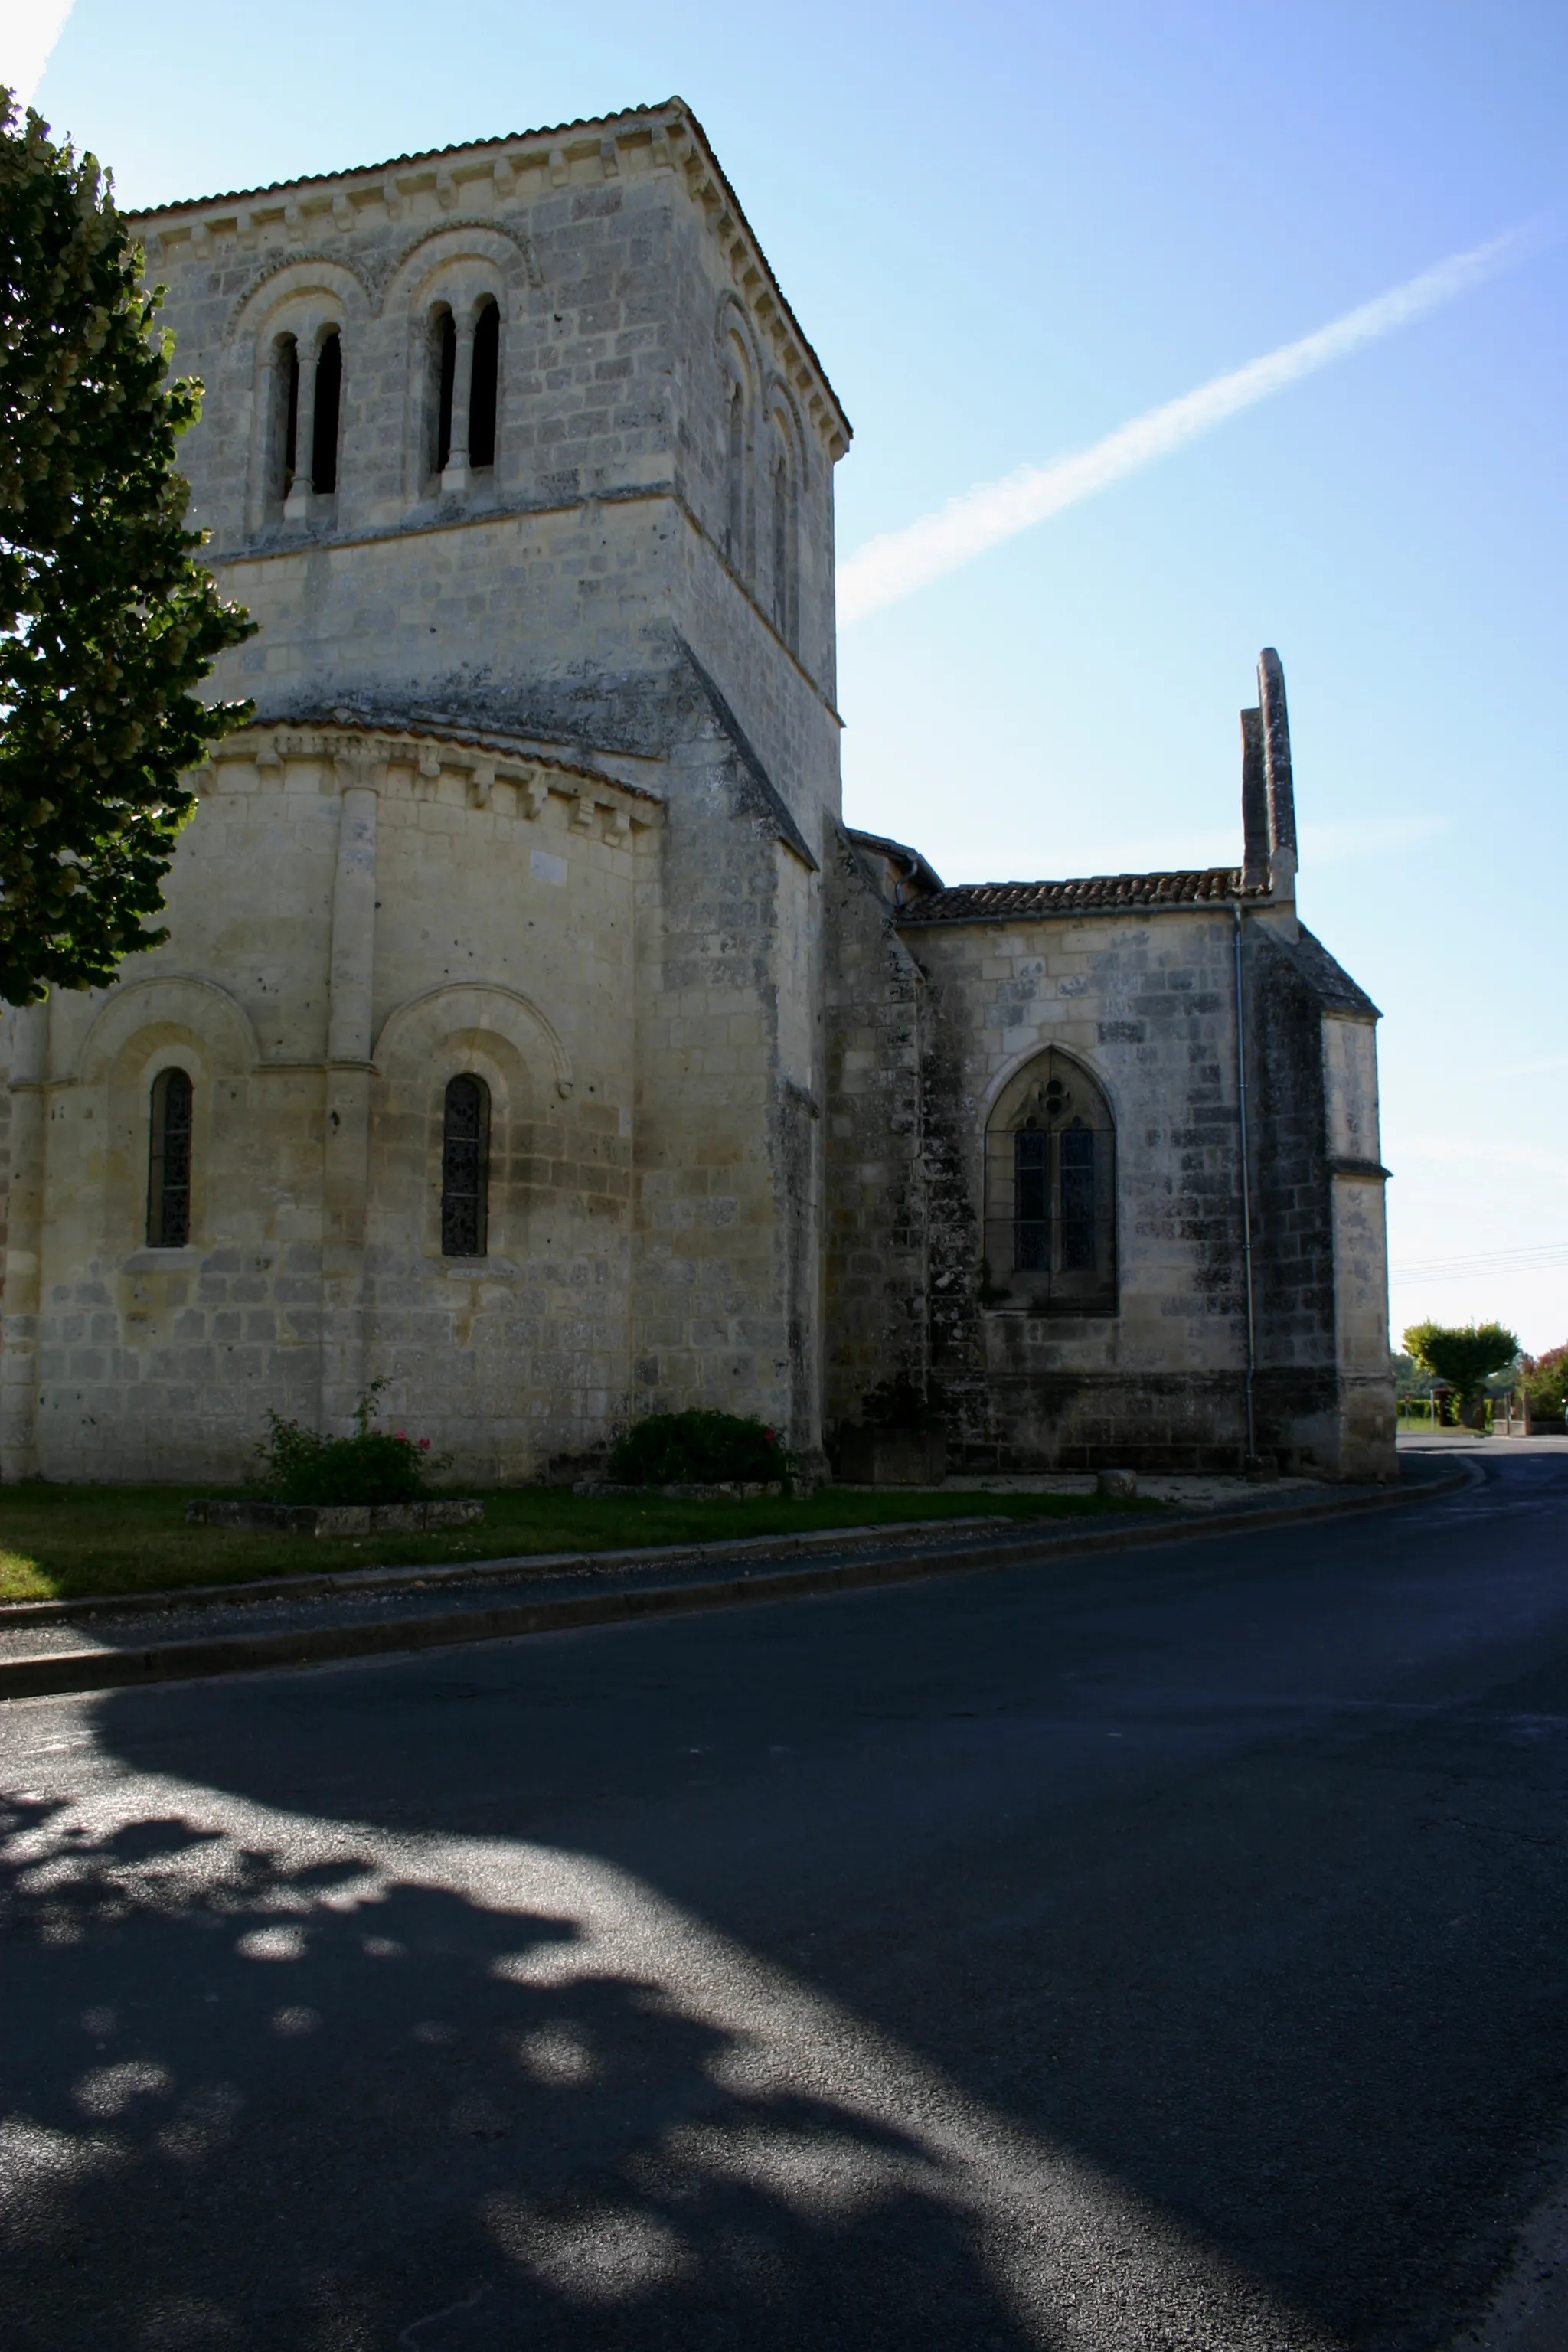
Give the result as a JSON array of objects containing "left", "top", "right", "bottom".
[{"left": 0, "top": 100, "right": 1396, "bottom": 1485}]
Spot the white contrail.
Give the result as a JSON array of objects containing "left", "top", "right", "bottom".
[
  {"left": 3, "top": 0, "right": 75, "bottom": 106},
  {"left": 838, "top": 224, "right": 1546, "bottom": 625}
]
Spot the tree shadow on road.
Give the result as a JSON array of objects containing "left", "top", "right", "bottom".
[{"left": 1, "top": 1789, "right": 1034, "bottom": 2352}]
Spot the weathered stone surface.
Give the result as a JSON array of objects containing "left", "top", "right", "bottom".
[{"left": 836, "top": 1427, "right": 948, "bottom": 1488}]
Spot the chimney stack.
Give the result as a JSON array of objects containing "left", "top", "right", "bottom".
[{"left": 1257, "top": 647, "right": 1297, "bottom": 899}]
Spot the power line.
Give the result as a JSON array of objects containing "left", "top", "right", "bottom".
[{"left": 1391, "top": 1243, "right": 1568, "bottom": 1283}]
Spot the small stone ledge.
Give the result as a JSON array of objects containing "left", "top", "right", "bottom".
[
  {"left": 572, "top": 1481, "right": 786, "bottom": 1501},
  {"left": 186, "top": 1500, "right": 484, "bottom": 1537}
]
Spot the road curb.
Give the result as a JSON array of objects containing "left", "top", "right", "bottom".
[{"left": 0, "top": 1463, "right": 1469, "bottom": 1703}]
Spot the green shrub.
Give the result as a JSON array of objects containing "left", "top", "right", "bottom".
[
  {"left": 1521, "top": 1344, "right": 1568, "bottom": 1419},
  {"left": 606, "top": 1410, "right": 786, "bottom": 1485},
  {"left": 256, "top": 1382, "right": 447, "bottom": 1506}
]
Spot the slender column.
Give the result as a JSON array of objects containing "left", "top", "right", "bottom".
[
  {"left": 320, "top": 766, "right": 379, "bottom": 1433},
  {"left": 283, "top": 342, "right": 319, "bottom": 522},
  {"left": 1, "top": 1004, "right": 49, "bottom": 1479},
  {"left": 440, "top": 317, "right": 475, "bottom": 496}
]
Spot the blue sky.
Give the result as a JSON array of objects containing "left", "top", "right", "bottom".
[{"left": 14, "top": 0, "right": 1568, "bottom": 1351}]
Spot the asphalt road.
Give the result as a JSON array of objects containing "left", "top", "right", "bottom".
[{"left": 4, "top": 1443, "right": 1568, "bottom": 2352}]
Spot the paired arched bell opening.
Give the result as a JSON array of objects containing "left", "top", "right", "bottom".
[{"left": 984, "top": 1049, "right": 1117, "bottom": 1313}]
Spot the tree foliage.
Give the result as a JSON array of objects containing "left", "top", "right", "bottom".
[
  {"left": 1402, "top": 1321, "right": 1519, "bottom": 1406},
  {"left": 0, "top": 93, "right": 253, "bottom": 1005},
  {"left": 1521, "top": 1344, "right": 1568, "bottom": 1419}
]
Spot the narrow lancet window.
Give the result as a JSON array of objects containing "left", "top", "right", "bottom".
[
  {"left": 440, "top": 1075, "right": 489, "bottom": 1257},
  {"left": 148, "top": 1069, "right": 193, "bottom": 1249},
  {"left": 277, "top": 335, "right": 299, "bottom": 499},
  {"left": 772, "top": 455, "right": 789, "bottom": 635},
  {"left": 469, "top": 300, "right": 499, "bottom": 469},
  {"left": 311, "top": 331, "right": 341, "bottom": 496},
  {"left": 433, "top": 310, "right": 456, "bottom": 477},
  {"left": 725, "top": 381, "right": 745, "bottom": 567}
]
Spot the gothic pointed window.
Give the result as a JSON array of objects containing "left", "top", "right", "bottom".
[
  {"left": 440, "top": 1074, "right": 489, "bottom": 1257},
  {"left": 311, "top": 329, "right": 341, "bottom": 496},
  {"left": 986, "top": 1052, "right": 1116, "bottom": 1313},
  {"left": 469, "top": 299, "right": 499, "bottom": 470},
  {"left": 147, "top": 1068, "right": 193, "bottom": 1249}
]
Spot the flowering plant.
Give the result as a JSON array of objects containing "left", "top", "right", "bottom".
[{"left": 255, "top": 1380, "right": 451, "bottom": 1505}]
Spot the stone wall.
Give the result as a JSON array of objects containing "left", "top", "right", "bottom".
[
  {"left": 2, "top": 730, "right": 655, "bottom": 1483},
  {"left": 822, "top": 834, "right": 928, "bottom": 1431}
]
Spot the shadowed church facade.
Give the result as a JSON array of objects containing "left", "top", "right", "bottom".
[{"left": 0, "top": 100, "right": 1395, "bottom": 1485}]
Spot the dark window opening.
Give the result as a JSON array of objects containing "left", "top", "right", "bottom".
[
  {"left": 147, "top": 1068, "right": 193, "bottom": 1249},
  {"left": 311, "top": 331, "right": 341, "bottom": 496},
  {"left": 279, "top": 337, "right": 299, "bottom": 497},
  {"left": 1014, "top": 1123, "right": 1049, "bottom": 1272},
  {"left": 1060, "top": 1119, "right": 1096, "bottom": 1270},
  {"left": 988, "top": 1052, "right": 1117, "bottom": 1313},
  {"left": 433, "top": 310, "right": 456, "bottom": 476},
  {"left": 726, "top": 382, "right": 744, "bottom": 564},
  {"left": 469, "top": 300, "right": 499, "bottom": 469},
  {"left": 441, "top": 1074, "right": 489, "bottom": 1258},
  {"left": 772, "top": 458, "right": 789, "bottom": 632}
]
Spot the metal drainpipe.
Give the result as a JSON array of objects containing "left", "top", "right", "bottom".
[{"left": 1233, "top": 905, "right": 1259, "bottom": 1467}]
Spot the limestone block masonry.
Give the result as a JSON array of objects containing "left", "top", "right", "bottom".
[{"left": 0, "top": 100, "right": 1395, "bottom": 1482}]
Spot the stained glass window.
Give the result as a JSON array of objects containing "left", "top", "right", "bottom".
[
  {"left": 1060, "top": 1118, "right": 1096, "bottom": 1271},
  {"left": 1014, "top": 1122, "right": 1049, "bottom": 1271}
]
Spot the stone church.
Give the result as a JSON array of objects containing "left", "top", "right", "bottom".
[{"left": 0, "top": 99, "right": 1396, "bottom": 1487}]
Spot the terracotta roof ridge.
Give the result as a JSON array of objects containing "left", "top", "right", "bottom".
[{"left": 897, "top": 865, "right": 1273, "bottom": 923}]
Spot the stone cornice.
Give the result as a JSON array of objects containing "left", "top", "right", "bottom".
[{"left": 127, "top": 100, "right": 850, "bottom": 459}]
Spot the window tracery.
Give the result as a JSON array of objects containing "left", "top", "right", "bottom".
[{"left": 985, "top": 1052, "right": 1116, "bottom": 1312}]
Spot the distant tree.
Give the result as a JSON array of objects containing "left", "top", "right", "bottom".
[
  {"left": 1403, "top": 1321, "right": 1519, "bottom": 1412},
  {"left": 1520, "top": 1344, "right": 1568, "bottom": 1421},
  {"left": 0, "top": 93, "right": 253, "bottom": 1007}
]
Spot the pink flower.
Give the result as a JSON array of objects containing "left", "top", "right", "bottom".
[
  {"left": 419, "top": 1438, "right": 431, "bottom": 1450},
  {"left": 394, "top": 1430, "right": 407, "bottom": 1442}
]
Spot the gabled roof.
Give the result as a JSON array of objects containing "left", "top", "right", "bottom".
[{"left": 898, "top": 868, "right": 1267, "bottom": 923}]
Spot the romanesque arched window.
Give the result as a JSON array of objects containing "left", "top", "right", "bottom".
[
  {"left": 985, "top": 1051, "right": 1116, "bottom": 1312},
  {"left": 147, "top": 1068, "right": 193, "bottom": 1249},
  {"left": 430, "top": 305, "right": 457, "bottom": 478},
  {"left": 311, "top": 328, "right": 341, "bottom": 498},
  {"left": 469, "top": 299, "right": 499, "bottom": 470},
  {"left": 768, "top": 409, "right": 799, "bottom": 649},
  {"left": 725, "top": 376, "right": 746, "bottom": 571},
  {"left": 273, "top": 334, "right": 300, "bottom": 502},
  {"left": 425, "top": 297, "right": 498, "bottom": 490},
  {"left": 440, "top": 1074, "right": 489, "bottom": 1257}
]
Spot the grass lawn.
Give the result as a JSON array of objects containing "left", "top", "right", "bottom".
[{"left": 0, "top": 1482, "right": 1167, "bottom": 1607}]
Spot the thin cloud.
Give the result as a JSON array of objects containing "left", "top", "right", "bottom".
[
  {"left": 4, "top": 0, "right": 75, "bottom": 106},
  {"left": 839, "top": 224, "right": 1551, "bottom": 624}
]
